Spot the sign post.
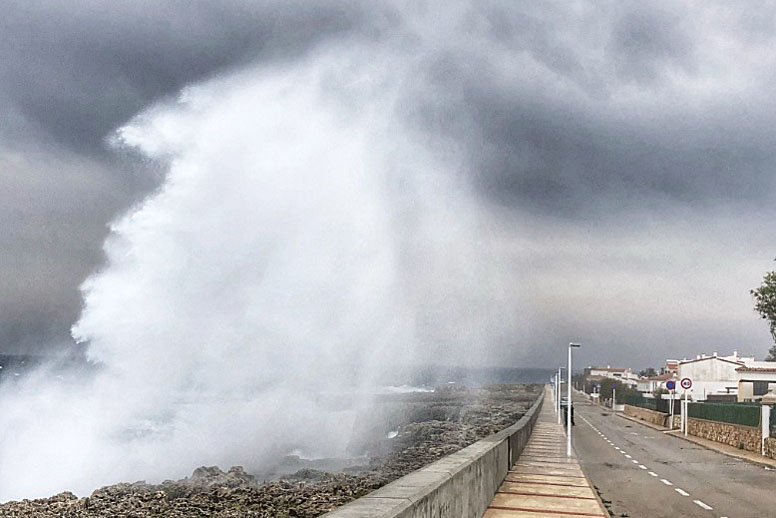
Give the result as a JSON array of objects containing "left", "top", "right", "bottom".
[
  {"left": 680, "top": 378, "right": 692, "bottom": 436},
  {"left": 666, "top": 380, "right": 676, "bottom": 430}
]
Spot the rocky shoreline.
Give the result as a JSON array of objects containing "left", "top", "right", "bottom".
[{"left": 0, "top": 384, "right": 540, "bottom": 517}]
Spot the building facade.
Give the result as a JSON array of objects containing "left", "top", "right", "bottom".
[
  {"left": 584, "top": 366, "right": 639, "bottom": 387},
  {"left": 676, "top": 354, "right": 745, "bottom": 401},
  {"left": 736, "top": 365, "right": 776, "bottom": 402}
]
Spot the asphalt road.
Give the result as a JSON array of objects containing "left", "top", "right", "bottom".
[{"left": 571, "top": 394, "right": 776, "bottom": 518}]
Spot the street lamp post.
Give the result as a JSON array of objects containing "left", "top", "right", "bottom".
[
  {"left": 567, "top": 342, "right": 581, "bottom": 458},
  {"left": 557, "top": 366, "right": 562, "bottom": 424}
]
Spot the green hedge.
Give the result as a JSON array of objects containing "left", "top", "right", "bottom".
[
  {"left": 624, "top": 394, "right": 658, "bottom": 410},
  {"left": 687, "top": 402, "right": 760, "bottom": 427}
]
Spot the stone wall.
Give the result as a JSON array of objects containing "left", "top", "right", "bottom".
[
  {"left": 624, "top": 405, "right": 668, "bottom": 427},
  {"left": 669, "top": 415, "right": 761, "bottom": 452},
  {"left": 764, "top": 437, "right": 776, "bottom": 459},
  {"left": 685, "top": 417, "right": 760, "bottom": 452}
]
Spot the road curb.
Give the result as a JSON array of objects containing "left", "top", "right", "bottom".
[
  {"left": 576, "top": 455, "right": 613, "bottom": 517},
  {"left": 615, "top": 412, "right": 776, "bottom": 471}
]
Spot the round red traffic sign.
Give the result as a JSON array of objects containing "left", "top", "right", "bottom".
[{"left": 680, "top": 377, "right": 692, "bottom": 390}]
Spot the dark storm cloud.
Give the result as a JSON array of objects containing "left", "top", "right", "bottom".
[
  {"left": 609, "top": 4, "right": 697, "bottom": 84},
  {"left": 0, "top": 0, "right": 394, "bottom": 353},
  {"left": 398, "top": 1, "right": 776, "bottom": 219},
  {"left": 0, "top": 0, "right": 394, "bottom": 152},
  {"left": 2, "top": 0, "right": 775, "bottom": 362},
  {"left": 464, "top": 88, "right": 776, "bottom": 216}
]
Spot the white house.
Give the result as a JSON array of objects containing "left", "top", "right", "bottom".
[
  {"left": 736, "top": 363, "right": 776, "bottom": 402},
  {"left": 584, "top": 366, "right": 639, "bottom": 387},
  {"left": 637, "top": 374, "right": 673, "bottom": 396},
  {"left": 676, "top": 352, "right": 748, "bottom": 401},
  {"left": 664, "top": 359, "right": 680, "bottom": 375}
]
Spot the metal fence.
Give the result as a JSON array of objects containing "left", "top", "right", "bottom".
[
  {"left": 624, "top": 396, "right": 762, "bottom": 427},
  {"left": 623, "top": 395, "right": 678, "bottom": 414},
  {"left": 687, "top": 402, "right": 761, "bottom": 427},
  {"left": 624, "top": 394, "right": 656, "bottom": 410},
  {"left": 771, "top": 406, "right": 776, "bottom": 437}
]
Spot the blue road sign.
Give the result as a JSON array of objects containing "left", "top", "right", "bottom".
[{"left": 666, "top": 380, "right": 676, "bottom": 390}]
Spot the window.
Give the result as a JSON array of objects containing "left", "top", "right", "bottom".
[{"left": 753, "top": 381, "right": 769, "bottom": 396}]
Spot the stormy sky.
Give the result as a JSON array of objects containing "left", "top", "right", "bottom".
[{"left": 2, "top": 0, "right": 775, "bottom": 369}]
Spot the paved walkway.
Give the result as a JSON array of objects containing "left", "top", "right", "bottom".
[{"left": 484, "top": 394, "right": 607, "bottom": 518}]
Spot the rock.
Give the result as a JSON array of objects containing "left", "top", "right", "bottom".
[
  {"left": 0, "top": 384, "right": 540, "bottom": 518},
  {"left": 188, "top": 465, "right": 256, "bottom": 489}
]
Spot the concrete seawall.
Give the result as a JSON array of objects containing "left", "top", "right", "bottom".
[{"left": 322, "top": 389, "right": 545, "bottom": 518}]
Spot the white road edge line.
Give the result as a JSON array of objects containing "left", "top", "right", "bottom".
[
  {"left": 660, "top": 479, "right": 672, "bottom": 486},
  {"left": 638, "top": 465, "right": 647, "bottom": 469},
  {"left": 693, "top": 500, "right": 712, "bottom": 510},
  {"left": 625, "top": 454, "right": 632, "bottom": 458},
  {"left": 675, "top": 488, "right": 689, "bottom": 496},
  {"left": 648, "top": 471, "right": 658, "bottom": 477}
]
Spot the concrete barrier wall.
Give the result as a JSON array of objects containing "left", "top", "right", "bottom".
[
  {"left": 322, "top": 390, "right": 545, "bottom": 518},
  {"left": 624, "top": 405, "right": 668, "bottom": 427}
]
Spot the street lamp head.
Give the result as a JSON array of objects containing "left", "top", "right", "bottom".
[{"left": 569, "top": 342, "right": 581, "bottom": 348}]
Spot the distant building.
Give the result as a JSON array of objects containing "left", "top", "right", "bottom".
[
  {"left": 664, "top": 359, "right": 680, "bottom": 375},
  {"left": 637, "top": 373, "right": 674, "bottom": 396},
  {"left": 584, "top": 366, "right": 639, "bottom": 387}
]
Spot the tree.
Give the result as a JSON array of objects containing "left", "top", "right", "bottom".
[
  {"left": 639, "top": 367, "right": 657, "bottom": 377},
  {"left": 597, "top": 380, "right": 641, "bottom": 404},
  {"left": 751, "top": 263, "right": 776, "bottom": 360}
]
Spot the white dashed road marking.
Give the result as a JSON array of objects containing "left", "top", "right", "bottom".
[{"left": 578, "top": 404, "right": 722, "bottom": 513}]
